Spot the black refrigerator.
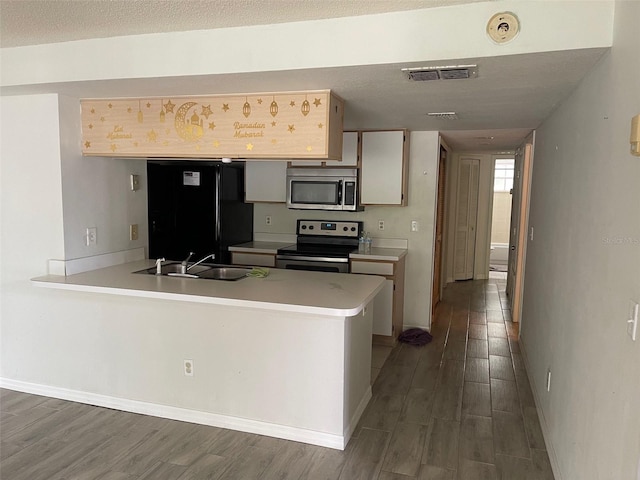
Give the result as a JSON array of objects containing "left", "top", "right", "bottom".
[{"left": 147, "top": 160, "right": 253, "bottom": 264}]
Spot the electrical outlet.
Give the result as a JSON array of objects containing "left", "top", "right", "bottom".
[
  {"left": 378, "top": 220, "right": 384, "bottom": 230},
  {"left": 86, "top": 227, "right": 97, "bottom": 246},
  {"left": 265, "top": 215, "right": 272, "bottom": 226},
  {"left": 184, "top": 359, "right": 194, "bottom": 377},
  {"left": 411, "top": 220, "right": 419, "bottom": 232},
  {"left": 130, "top": 224, "right": 139, "bottom": 241},
  {"left": 546, "top": 369, "right": 552, "bottom": 392}
]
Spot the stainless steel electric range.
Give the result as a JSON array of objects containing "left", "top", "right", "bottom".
[{"left": 276, "top": 220, "right": 363, "bottom": 273}]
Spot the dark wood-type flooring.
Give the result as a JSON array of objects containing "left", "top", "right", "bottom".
[{"left": 0, "top": 274, "right": 555, "bottom": 479}]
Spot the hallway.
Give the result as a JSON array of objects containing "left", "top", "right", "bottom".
[
  {"left": 0, "top": 275, "right": 555, "bottom": 479},
  {"left": 362, "top": 273, "right": 555, "bottom": 479}
]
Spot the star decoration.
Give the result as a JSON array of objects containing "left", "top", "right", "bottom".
[
  {"left": 246, "top": 143, "right": 254, "bottom": 151},
  {"left": 288, "top": 125, "right": 295, "bottom": 133},
  {"left": 84, "top": 141, "right": 91, "bottom": 148},
  {"left": 318, "top": 123, "right": 324, "bottom": 129},
  {"left": 306, "top": 146, "right": 313, "bottom": 152},
  {"left": 222, "top": 104, "right": 230, "bottom": 112},
  {"left": 146, "top": 102, "right": 151, "bottom": 108},
  {"left": 127, "top": 107, "right": 132, "bottom": 113},
  {"left": 108, "top": 103, "right": 113, "bottom": 109},
  {"left": 271, "top": 121, "right": 277, "bottom": 127},
  {"left": 290, "top": 101, "right": 296, "bottom": 107},
  {"left": 257, "top": 98, "right": 263, "bottom": 104},
  {"left": 201, "top": 105, "right": 213, "bottom": 118},
  {"left": 88, "top": 123, "right": 94, "bottom": 129},
  {"left": 110, "top": 144, "right": 117, "bottom": 152},
  {"left": 209, "top": 122, "right": 216, "bottom": 130},
  {"left": 213, "top": 141, "right": 220, "bottom": 148},
  {"left": 313, "top": 98, "right": 322, "bottom": 107},
  {"left": 164, "top": 100, "right": 175, "bottom": 113},
  {"left": 133, "top": 142, "right": 139, "bottom": 147},
  {"left": 100, "top": 117, "right": 105, "bottom": 122},
  {"left": 271, "top": 139, "right": 278, "bottom": 144},
  {"left": 147, "top": 129, "right": 157, "bottom": 142},
  {"left": 90, "top": 108, "right": 95, "bottom": 114}
]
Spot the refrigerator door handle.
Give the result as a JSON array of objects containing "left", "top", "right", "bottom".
[{"left": 215, "top": 167, "right": 221, "bottom": 243}]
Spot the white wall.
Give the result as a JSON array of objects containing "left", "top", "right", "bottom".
[
  {"left": 254, "top": 131, "right": 440, "bottom": 330},
  {"left": 0, "top": 2, "right": 614, "bottom": 89},
  {"left": 520, "top": 1, "right": 640, "bottom": 478},
  {"left": 0, "top": 95, "right": 65, "bottom": 280}
]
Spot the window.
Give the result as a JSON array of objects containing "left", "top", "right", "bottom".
[{"left": 494, "top": 159, "right": 515, "bottom": 192}]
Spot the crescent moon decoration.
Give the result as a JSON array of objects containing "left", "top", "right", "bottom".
[{"left": 175, "top": 102, "right": 203, "bottom": 142}]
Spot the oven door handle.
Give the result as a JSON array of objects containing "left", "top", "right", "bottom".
[
  {"left": 276, "top": 255, "right": 349, "bottom": 263},
  {"left": 337, "top": 180, "right": 343, "bottom": 204}
]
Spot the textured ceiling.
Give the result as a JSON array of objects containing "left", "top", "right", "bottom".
[
  {"left": 0, "top": 0, "right": 609, "bottom": 151},
  {"left": 0, "top": 0, "right": 485, "bottom": 48}
]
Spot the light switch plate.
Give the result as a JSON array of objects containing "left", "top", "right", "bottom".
[
  {"left": 130, "top": 174, "right": 140, "bottom": 191},
  {"left": 628, "top": 301, "right": 639, "bottom": 341},
  {"left": 130, "top": 224, "right": 139, "bottom": 241}
]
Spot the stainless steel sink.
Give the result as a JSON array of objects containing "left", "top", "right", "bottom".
[
  {"left": 197, "top": 267, "right": 252, "bottom": 281},
  {"left": 133, "top": 262, "right": 251, "bottom": 281}
]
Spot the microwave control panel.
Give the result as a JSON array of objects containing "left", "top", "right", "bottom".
[{"left": 297, "top": 220, "right": 362, "bottom": 238}]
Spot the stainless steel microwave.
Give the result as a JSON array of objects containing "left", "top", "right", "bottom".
[{"left": 286, "top": 168, "right": 363, "bottom": 211}]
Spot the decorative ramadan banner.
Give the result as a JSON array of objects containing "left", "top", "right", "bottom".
[{"left": 81, "top": 90, "right": 344, "bottom": 159}]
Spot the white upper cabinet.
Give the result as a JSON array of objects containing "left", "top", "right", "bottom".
[
  {"left": 325, "top": 131, "right": 359, "bottom": 167},
  {"left": 244, "top": 161, "right": 287, "bottom": 203},
  {"left": 360, "top": 130, "right": 408, "bottom": 206}
]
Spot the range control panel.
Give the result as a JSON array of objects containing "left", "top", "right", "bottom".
[{"left": 296, "top": 220, "right": 362, "bottom": 238}]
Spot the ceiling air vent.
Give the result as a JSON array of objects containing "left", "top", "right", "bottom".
[
  {"left": 403, "top": 65, "right": 478, "bottom": 81},
  {"left": 427, "top": 112, "right": 458, "bottom": 120}
]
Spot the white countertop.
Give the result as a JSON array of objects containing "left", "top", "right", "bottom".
[
  {"left": 228, "top": 241, "right": 294, "bottom": 254},
  {"left": 350, "top": 248, "right": 407, "bottom": 262},
  {"left": 32, "top": 260, "right": 385, "bottom": 317}
]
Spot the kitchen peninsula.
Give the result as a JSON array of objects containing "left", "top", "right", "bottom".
[{"left": 29, "top": 260, "right": 385, "bottom": 450}]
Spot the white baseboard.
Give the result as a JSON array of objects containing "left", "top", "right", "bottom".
[
  {"left": 519, "top": 341, "right": 562, "bottom": 480},
  {"left": 0, "top": 377, "right": 347, "bottom": 450}
]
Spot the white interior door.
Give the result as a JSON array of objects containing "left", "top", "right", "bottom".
[{"left": 453, "top": 158, "right": 480, "bottom": 280}]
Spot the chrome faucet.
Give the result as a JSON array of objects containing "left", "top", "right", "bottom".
[
  {"left": 155, "top": 257, "right": 166, "bottom": 275},
  {"left": 187, "top": 253, "right": 215, "bottom": 271},
  {"left": 180, "top": 252, "right": 215, "bottom": 274},
  {"left": 180, "top": 252, "right": 195, "bottom": 274}
]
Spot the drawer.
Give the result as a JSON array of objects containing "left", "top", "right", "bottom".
[
  {"left": 351, "top": 261, "right": 394, "bottom": 276},
  {"left": 231, "top": 252, "right": 276, "bottom": 267}
]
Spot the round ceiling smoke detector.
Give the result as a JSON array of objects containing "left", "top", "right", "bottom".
[{"left": 487, "top": 12, "right": 520, "bottom": 44}]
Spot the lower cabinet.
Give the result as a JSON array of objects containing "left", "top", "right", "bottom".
[
  {"left": 230, "top": 252, "right": 276, "bottom": 267},
  {"left": 350, "top": 256, "right": 406, "bottom": 346}
]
